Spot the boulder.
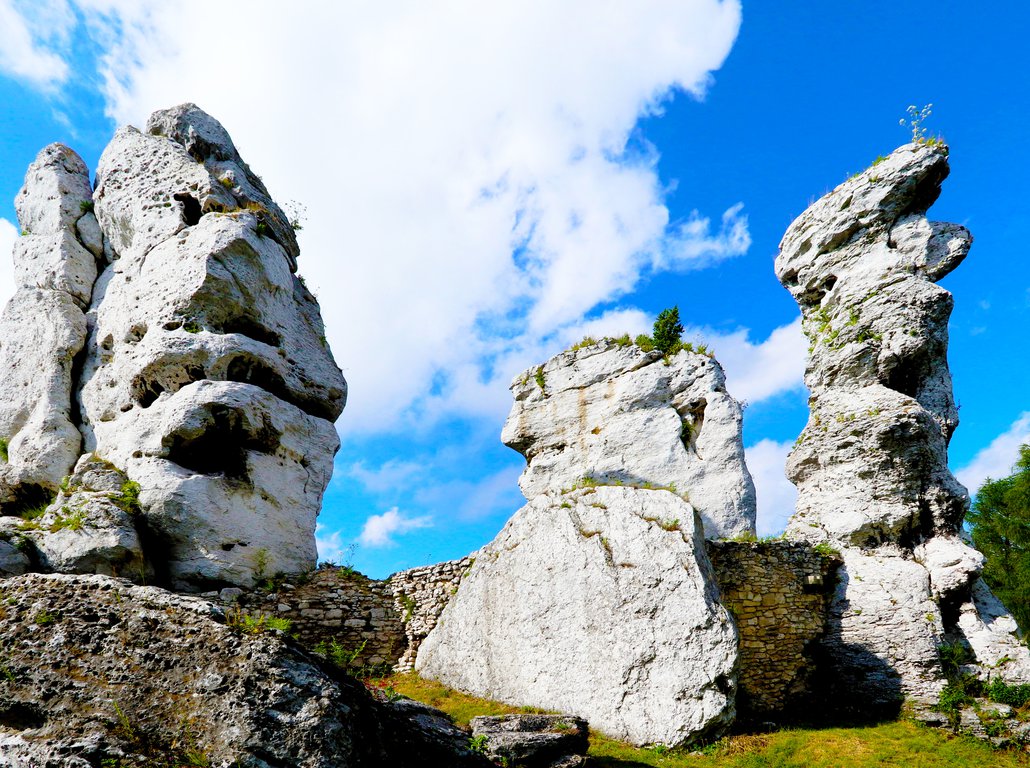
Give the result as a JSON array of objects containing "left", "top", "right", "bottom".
[
  {"left": 775, "top": 142, "right": 1030, "bottom": 707},
  {"left": 502, "top": 339, "right": 755, "bottom": 538},
  {"left": 470, "top": 714, "right": 589, "bottom": 767},
  {"left": 18, "top": 454, "right": 147, "bottom": 579},
  {"left": 0, "top": 572, "right": 492, "bottom": 767},
  {"left": 417, "top": 485, "right": 738, "bottom": 746}
]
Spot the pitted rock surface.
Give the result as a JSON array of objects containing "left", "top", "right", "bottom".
[
  {"left": 776, "top": 142, "right": 1030, "bottom": 707},
  {"left": 0, "top": 144, "right": 95, "bottom": 509},
  {"left": 502, "top": 339, "right": 755, "bottom": 538},
  {"left": 417, "top": 485, "right": 738, "bottom": 746},
  {"left": 0, "top": 573, "right": 492, "bottom": 768},
  {"left": 0, "top": 104, "right": 346, "bottom": 589}
]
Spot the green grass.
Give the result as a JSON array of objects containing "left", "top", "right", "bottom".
[{"left": 381, "top": 673, "right": 1030, "bottom": 767}]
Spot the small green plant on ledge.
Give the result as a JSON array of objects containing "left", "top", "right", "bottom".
[
  {"left": 900, "top": 103, "right": 944, "bottom": 146},
  {"left": 0, "top": 438, "right": 8, "bottom": 463},
  {"left": 225, "top": 606, "right": 292, "bottom": 635},
  {"left": 534, "top": 366, "right": 546, "bottom": 390}
]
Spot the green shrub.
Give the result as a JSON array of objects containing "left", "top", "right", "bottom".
[
  {"left": 111, "top": 480, "right": 142, "bottom": 516},
  {"left": 225, "top": 606, "right": 292, "bottom": 635},
  {"left": 985, "top": 677, "right": 1030, "bottom": 708},
  {"left": 0, "top": 438, "right": 8, "bottom": 463},
  {"left": 534, "top": 366, "right": 546, "bottom": 390}
]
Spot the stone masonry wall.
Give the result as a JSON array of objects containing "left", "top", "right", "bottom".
[
  {"left": 206, "top": 557, "right": 474, "bottom": 673},
  {"left": 206, "top": 545, "right": 838, "bottom": 710},
  {"left": 388, "top": 555, "right": 477, "bottom": 671},
  {"left": 706, "top": 540, "right": 842, "bottom": 718}
]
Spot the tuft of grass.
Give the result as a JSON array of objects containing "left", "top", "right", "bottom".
[
  {"left": 110, "top": 480, "right": 142, "bottom": 516},
  {"left": 0, "top": 438, "right": 8, "bottom": 463},
  {"left": 534, "top": 366, "right": 546, "bottom": 390},
  {"left": 48, "top": 507, "right": 86, "bottom": 533},
  {"left": 570, "top": 336, "right": 597, "bottom": 351},
  {"left": 225, "top": 606, "right": 292, "bottom": 635}
]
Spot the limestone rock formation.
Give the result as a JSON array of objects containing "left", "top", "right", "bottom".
[
  {"left": 502, "top": 339, "right": 755, "bottom": 538},
  {"left": 417, "top": 485, "right": 738, "bottom": 746},
  {"left": 16, "top": 454, "right": 147, "bottom": 578},
  {"left": 0, "top": 145, "right": 94, "bottom": 511},
  {"left": 776, "top": 142, "right": 1030, "bottom": 708},
  {"left": 0, "top": 104, "right": 346, "bottom": 590},
  {"left": 0, "top": 573, "right": 492, "bottom": 767},
  {"left": 470, "top": 714, "right": 590, "bottom": 768}
]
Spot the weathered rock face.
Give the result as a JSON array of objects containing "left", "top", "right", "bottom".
[
  {"left": 0, "top": 573, "right": 492, "bottom": 768},
  {"left": 470, "top": 714, "right": 590, "bottom": 768},
  {"left": 776, "top": 142, "right": 1030, "bottom": 709},
  {"left": 0, "top": 145, "right": 94, "bottom": 511},
  {"left": 417, "top": 485, "right": 738, "bottom": 746},
  {"left": 0, "top": 104, "right": 346, "bottom": 590},
  {"left": 502, "top": 340, "right": 755, "bottom": 538}
]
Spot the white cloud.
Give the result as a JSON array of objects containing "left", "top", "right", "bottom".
[
  {"left": 703, "top": 317, "right": 806, "bottom": 404},
  {"left": 345, "top": 459, "right": 424, "bottom": 494},
  {"left": 359, "top": 507, "right": 433, "bottom": 548},
  {"left": 746, "top": 438, "right": 797, "bottom": 537},
  {"left": 956, "top": 412, "right": 1030, "bottom": 496},
  {"left": 314, "top": 522, "right": 351, "bottom": 566},
  {"left": 0, "top": 0, "right": 71, "bottom": 88},
  {"left": 0, "top": 219, "right": 18, "bottom": 309},
  {"left": 47, "top": 0, "right": 744, "bottom": 434}
]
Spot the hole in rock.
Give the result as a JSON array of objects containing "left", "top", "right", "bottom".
[
  {"left": 225, "top": 355, "right": 289, "bottom": 402},
  {"left": 131, "top": 365, "right": 206, "bottom": 409},
  {"left": 2, "top": 484, "right": 53, "bottom": 518},
  {"left": 675, "top": 398, "right": 707, "bottom": 455},
  {"left": 213, "top": 315, "right": 281, "bottom": 348},
  {"left": 0, "top": 702, "right": 46, "bottom": 731},
  {"left": 164, "top": 404, "right": 281, "bottom": 480},
  {"left": 173, "top": 193, "right": 202, "bottom": 226},
  {"left": 883, "top": 360, "right": 922, "bottom": 399}
]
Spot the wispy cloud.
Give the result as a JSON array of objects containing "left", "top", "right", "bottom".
[
  {"left": 956, "top": 412, "right": 1030, "bottom": 496},
  {"left": 745, "top": 439, "right": 797, "bottom": 536},
  {"left": 705, "top": 318, "right": 806, "bottom": 405},
  {"left": 0, "top": 0, "right": 71, "bottom": 89},
  {"left": 359, "top": 508, "right": 433, "bottom": 548},
  {"left": 314, "top": 522, "right": 351, "bottom": 565},
  {"left": 21, "top": 0, "right": 745, "bottom": 435}
]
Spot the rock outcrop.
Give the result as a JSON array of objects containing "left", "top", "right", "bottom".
[
  {"left": 470, "top": 714, "right": 590, "bottom": 768},
  {"left": 417, "top": 485, "right": 738, "bottom": 746},
  {"left": 0, "top": 145, "right": 93, "bottom": 512},
  {"left": 0, "top": 104, "right": 346, "bottom": 590},
  {"left": 502, "top": 340, "right": 755, "bottom": 538},
  {"left": 776, "top": 142, "right": 1030, "bottom": 710},
  {"left": 0, "top": 573, "right": 492, "bottom": 767}
]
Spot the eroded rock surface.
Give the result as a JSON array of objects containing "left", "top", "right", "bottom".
[
  {"left": 0, "top": 104, "right": 347, "bottom": 590},
  {"left": 0, "top": 573, "right": 491, "bottom": 768},
  {"left": 417, "top": 485, "right": 738, "bottom": 746},
  {"left": 502, "top": 340, "right": 755, "bottom": 538},
  {"left": 0, "top": 145, "right": 95, "bottom": 511},
  {"left": 776, "top": 142, "right": 1030, "bottom": 709}
]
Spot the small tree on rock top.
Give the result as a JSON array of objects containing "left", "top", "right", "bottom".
[{"left": 652, "top": 306, "right": 684, "bottom": 354}]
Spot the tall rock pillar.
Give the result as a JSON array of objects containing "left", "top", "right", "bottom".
[{"left": 776, "top": 142, "right": 1030, "bottom": 711}]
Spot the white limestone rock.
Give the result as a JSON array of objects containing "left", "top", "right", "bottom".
[
  {"left": 957, "top": 579, "right": 1030, "bottom": 683},
  {"left": 90, "top": 379, "right": 339, "bottom": 589},
  {"left": 776, "top": 142, "right": 1030, "bottom": 705},
  {"left": 15, "top": 143, "right": 94, "bottom": 236},
  {"left": 0, "top": 289, "right": 86, "bottom": 507},
  {"left": 25, "top": 454, "right": 147, "bottom": 578},
  {"left": 417, "top": 486, "right": 738, "bottom": 746},
  {"left": 502, "top": 340, "right": 755, "bottom": 538},
  {"left": 0, "top": 144, "right": 99, "bottom": 511},
  {"left": 72, "top": 105, "right": 345, "bottom": 589}
]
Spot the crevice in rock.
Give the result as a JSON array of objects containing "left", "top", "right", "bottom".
[
  {"left": 163, "top": 405, "right": 281, "bottom": 480},
  {"left": 173, "top": 193, "right": 202, "bottom": 226},
  {"left": 211, "top": 315, "right": 281, "bottom": 348},
  {"left": 1, "top": 484, "right": 54, "bottom": 518},
  {"left": 675, "top": 398, "right": 707, "bottom": 457},
  {"left": 131, "top": 365, "right": 206, "bottom": 409},
  {"left": 0, "top": 702, "right": 46, "bottom": 731}
]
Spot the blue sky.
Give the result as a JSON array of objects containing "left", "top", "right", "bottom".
[{"left": 1, "top": 1, "right": 1027, "bottom": 578}]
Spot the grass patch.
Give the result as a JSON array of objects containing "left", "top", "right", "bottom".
[{"left": 380, "top": 673, "right": 1030, "bottom": 767}]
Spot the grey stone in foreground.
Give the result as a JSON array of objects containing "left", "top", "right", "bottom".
[
  {"left": 502, "top": 339, "right": 755, "bottom": 538},
  {"left": 0, "top": 573, "right": 491, "bottom": 768},
  {"left": 418, "top": 485, "right": 738, "bottom": 746},
  {"left": 471, "top": 714, "right": 589, "bottom": 767}
]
